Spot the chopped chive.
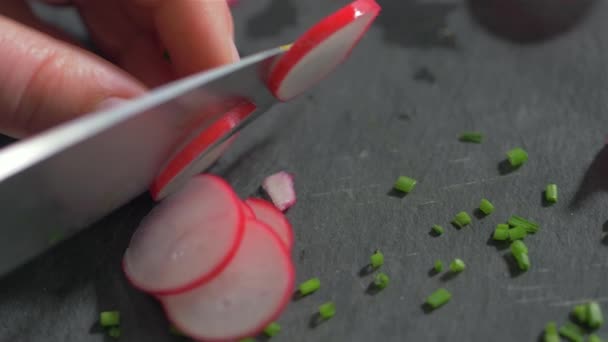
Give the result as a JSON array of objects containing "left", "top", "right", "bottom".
[
  {"left": 545, "top": 184, "right": 558, "bottom": 204},
  {"left": 508, "top": 226, "right": 527, "bottom": 241},
  {"left": 588, "top": 301, "right": 604, "bottom": 329},
  {"left": 588, "top": 334, "right": 603, "bottom": 342},
  {"left": 572, "top": 304, "right": 588, "bottom": 324},
  {"left": 452, "top": 211, "right": 471, "bottom": 228},
  {"left": 298, "top": 278, "right": 321, "bottom": 296},
  {"left": 48, "top": 231, "right": 63, "bottom": 245},
  {"left": 264, "top": 322, "right": 281, "bottom": 337},
  {"left": 544, "top": 322, "right": 559, "bottom": 342},
  {"left": 510, "top": 240, "right": 529, "bottom": 255},
  {"left": 394, "top": 176, "right": 417, "bottom": 193},
  {"left": 163, "top": 50, "right": 171, "bottom": 62},
  {"left": 374, "top": 272, "right": 390, "bottom": 289},
  {"left": 319, "top": 302, "right": 336, "bottom": 319},
  {"left": 370, "top": 250, "right": 384, "bottom": 269},
  {"left": 513, "top": 251, "right": 530, "bottom": 271},
  {"left": 449, "top": 258, "right": 465, "bottom": 273},
  {"left": 559, "top": 322, "right": 585, "bottom": 342},
  {"left": 459, "top": 131, "right": 483, "bottom": 143},
  {"left": 434, "top": 260, "right": 443, "bottom": 273},
  {"left": 508, "top": 215, "right": 539, "bottom": 234},
  {"left": 493, "top": 224, "right": 510, "bottom": 241},
  {"left": 479, "top": 198, "right": 495, "bottom": 215},
  {"left": 100, "top": 311, "right": 120, "bottom": 327},
  {"left": 506, "top": 147, "right": 528, "bottom": 167},
  {"left": 432, "top": 225, "right": 444, "bottom": 236},
  {"left": 107, "top": 327, "right": 121, "bottom": 339},
  {"left": 426, "top": 288, "right": 452, "bottom": 309}
]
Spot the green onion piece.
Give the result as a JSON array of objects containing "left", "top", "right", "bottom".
[
  {"left": 572, "top": 304, "right": 588, "bottom": 324},
  {"left": 163, "top": 50, "right": 171, "bottom": 62},
  {"left": 479, "top": 198, "right": 495, "bottom": 215},
  {"left": 298, "top": 278, "right": 321, "bottom": 296},
  {"left": 544, "top": 322, "right": 559, "bottom": 342},
  {"left": 452, "top": 211, "right": 471, "bottom": 228},
  {"left": 508, "top": 215, "right": 539, "bottom": 234},
  {"left": 545, "top": 184, "right": 558, "bottom": 203},
  {"left": 449, "top": 258, "right": 466, "bottom": 273},
  {"left": 588, "top": 301, "right": 604, "bottom": 329},
  {"left": 508, "top": 226, "right": 527, "bottom": 241},
  {"left": 370, "top": 250, "right": 384, "bottom": 269},
  {"left": 426, "top": 288, "right": 452, "bottom": 309},
  {"left": 513, "top": 251, "right": 530, "bottom": 271},
  {"left": 559, "top": 322, "right": 585, "bottom": 342},
  {"left": 374, "top": 273, "right": 390, "bottom": 289},
  {"left": 434, "top": 260, "right": 443, "bottom": 273},
  {"left": 432, "top": 225, "right": 444, "bottom": 236},
  {"left": 264, "top": 322, "right": 281, "bottom": 337},
  {"left": 107, "top": 327, "right": 121, "bottom": 339},
  {"left": 510, "top": 240, "right": 529, "bottom": 255},
  {"left": 506, "top": 147, "right": 528, "bottom": 167},
  {"left": 459, "top": 132, "right": 483, "bottom": 143},
  {"left": 588, "top": 334, "right": 603, "bottom": 342},
  {"left": 394, "top": 176, "right": 417, "bottom": 193},
  {"left": 48, "top": 231, "right": 63, "bottom": 245},
  {"left": 100, "top": 311, "right": 120, "bottom": 327},
  {"left": 493, "top": 224, "right": 510, "bottom": 241},
  {"left": 319, "top": 302, "right": 336, "bottom": 319}
]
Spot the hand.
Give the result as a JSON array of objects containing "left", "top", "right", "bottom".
[{"left": 0, "top": 0, "right": 239, "bottom": 138}]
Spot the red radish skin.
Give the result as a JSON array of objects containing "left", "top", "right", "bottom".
[
  {"left": 267, "top": 0, "right": 381, "bottom": 101},
  {"left": 245, "top": 198, "right": 294, "bottom": 251},
  {"left": 241, "top": 200, "right": 255, "bottom": 219},
  {"left": 159, "top": 219, "right": 295, "bottom": 342},
  {"left": 262, "top": 171, "right": 296, "bottom": 211},
  {"left": 123, "top": 175, "right": 245, "bottom": 295},
  {"left": 150, "top": 102, "right": 256, "bottom": 201}
]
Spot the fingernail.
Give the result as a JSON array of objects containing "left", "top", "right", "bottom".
[
  {"left": 93, "top": 97, "right": 129, "bottom": 112},
  {"left": 230, "top": 41, "right": 240, "bottom": 62}
]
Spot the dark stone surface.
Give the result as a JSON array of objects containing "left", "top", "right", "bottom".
[{"left": 2, "top": 0, "right": 608, "bottom": 341}]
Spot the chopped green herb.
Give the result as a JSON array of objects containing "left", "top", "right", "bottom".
[
  {"left": 493, "top": 224, "right": 510, "bottom": 241},
  {"left": 100, "top": 311, "right": 120, "bottom": 327},
  {"left": 508, "top": 215, "right": 539, "bottom": 234},
  {"left": 459, "top": 132, "right": 483, "bottom": 143},
  {"left": 432, "top": 225, "right": 444, "bottom": 236},
  {"left": 510, "top": 240, "right": 529, "bottom": 255},
  {"left": 394, "top": 176, "right": 417, "bottom": 193},
  {"left": 508, "top": 226, "right": 527, "bottom": 241},
  {"left": 163, "top": 50, "right": 171, "bottom": 62},
  {"left": 449, "top": 258, "right": 466, "bottom": 273},
  {"left": 319, "top": 302, "right": 336, "bottom": 319},
  {"left": 513, "top": 251, "right": 530, "bottom": 271},
  {"left": 588, "top": 301, "right": 604, "bottom": 329},
  {"left": 264, "top": 322, "right": 281, "bottom": 337},
  {"left": 426, "top": 288, "right": 452, "bottom": 309},
  {"left": 589, "top": 334, "right": 603, "bottom": 342},
  {"left": 559, "top": 322, "right": 585, "bottom": 342},
  {"left": 169, "top": 325, "right": 184, "bottom": 336},
  {"left": 479, "top": 198, "right": 495, "bottom": 215},
  {"left": 506, "top": 147, "right": 528, "bottom": 167},
  {"left": 434, "top": 260, "right": 443, "bottom": 273},
  {"left": 546, "top": 184, "right": 558, "bottom": 204},
  {"left": 544, "top": 322, "right": 559, "bottom": 342},
  {"left": 573, "top": 304, "right": 588, "bottom": 324},
  {"left": 374, "top": 272, "right": 390, "bottom": 289},
  {"left": 107, "top": 327, "right": 121, "bottom": 339},
  {"left": 48, "top": 231, "right": 63, "bottom": 245},
  {"left": 452, "top": 211, "right": 471, "bottom": 228},
  {"left": 370, "top": 250, "right": 384, "bottom": 269},
  {"left": 298, "top": 278, "right": 321, "bottom": 296}
]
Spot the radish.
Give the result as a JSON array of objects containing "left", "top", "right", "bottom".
[
  {"left": 245, "top": 198, "right": 294, "bottom": 251},
  {"left": 150, "top": 102, "right": 256, "bottom": 201},
  {"left": 123, "top": 175, "right": 245, "bottom": 295},
  {"left": 241, "top": 200, "right": 255, "bottom": 219},
  {"left": 267, "top": 0, "right": 381, "bottom": 101},
  {"left": 159, "top": 219, "right": 295, "bottom": 341},
  {"left": 262, "top": 171, "right": 296, "bottom": 211}
]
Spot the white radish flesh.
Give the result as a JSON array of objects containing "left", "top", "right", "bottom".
[
  {"left": 267, "top": 0, "right": 381, "bottom": 101},
  {"left": 245, "top": 198, "right": 294, "bottom": 251},
  {"left": 123, "top": 175, "right": 245, "bottom": 295},
  {"left": 262, "top": 171, "right": 296, "bottom": 211},
  {"left": 160, "top": 219, "right": 294, "bottom": 341}
]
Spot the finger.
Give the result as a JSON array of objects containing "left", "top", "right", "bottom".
[
  {"left": 0, "top": 15, "right": 146, "bottom": 138},
  {"left": 152, "top": 0, "right": 239, "bottom": 76}
]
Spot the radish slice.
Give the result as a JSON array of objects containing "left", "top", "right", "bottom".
[
  {"left": 150, "top": 102, "right": 256, "bottom": 201},
  {"left": 262, "top": 171, "right": 296, "bottom": 211},
  {"left": 123, "top": 175, "right": 245, "bottom": 295},
  {"left": 159, "top": 219, "right": 295, "bottom": 341},
  {"left": 241, "top": 200, "right": 255, "bottom": 219},
  {"left": 267, "top": 0, "right": 381, "bottom": 101},
  {"left": 245, "top": 198, "right": 294, "bottom": 251}
]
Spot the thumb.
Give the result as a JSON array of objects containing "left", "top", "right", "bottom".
[{"left": 0, "top": 15, "right": 146, "bottom": 138}]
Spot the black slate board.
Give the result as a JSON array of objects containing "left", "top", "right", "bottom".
[{"left": 1, "top": 0, "right": 608, "bottom": 341}]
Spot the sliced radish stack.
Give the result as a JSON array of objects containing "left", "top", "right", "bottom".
[
  {"left": 159, "top": 219, "right": 294, "bottom": 341},
  {"left": 150, "top": 102, "right": 256, "bottom": 201},
  {"left": 123, "top": 175, "right": 245, "bottom": 295},
  {"left": 245, "top": 198, "right": 294, "bottom": 251},
  {"left": 262, "top": 171, "right": 296, "bottom": 211},
  {"left": 266, "top": 0, "right": 381, "bottom": 101},
  {"left": 241, "top": 200, "right": 255, "bottom": 219}
]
